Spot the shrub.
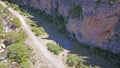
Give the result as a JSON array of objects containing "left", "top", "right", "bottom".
[
  {"left": 29, "top": 21, "right": 46, "bottom": 36},
  {"left": 2, "top": 8, "right": 10, "bottom": 17},
  {"left": 30, "top": 21, "right": 37, "bottom": 27},
  {"left": 12, "top": 18, "right": 21, "bottom": 27},
  {"left": 20, "top": 61, "right": 30, "bottom": 68},
  {"left": 0, "top": 4, "right": 3, "bottom": 10},
  {"left": 67, "top": 54, "right": 79, "bottom": 67},
  {"left": 0, "top": 18, "right": 3, "bottom": 31},
  {"left": 10, "top": 3, "right": 20, "bottom": 11},
  {"left": 69, "top": 5, "right": 83, "bottom": 19},
  {"left": 0, "top": 62, "right": 9, "bottom": 68},
  {"left": 7, "top": 43, "right": 30, "bottom": 63},
  {"left": 47, "top": 43, "right": 63, "bottom": 55},
  {"left": 31, "top": 26, "right": 46, "bottom": 36},
  {"left": 66, "top": 54, "right": 101, "bottom": 68},
  {"left": 5, "top": 31, "right": 26, "bottom": 44}
]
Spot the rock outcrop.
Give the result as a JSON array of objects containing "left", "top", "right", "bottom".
[{"left": 8, "top": 0, "right": 120, "bottom": 53}]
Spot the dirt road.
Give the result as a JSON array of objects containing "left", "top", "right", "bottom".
[{"left": 0, "top": 1, "right": 66, "bottom": 68}]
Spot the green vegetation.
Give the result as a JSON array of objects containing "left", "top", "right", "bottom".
[
  {"left": 7, "top": 43, "right": 30, "bottom": 63},
  {"left": 93, "top": 47, "right": 120, "bottom": 67},
  {"left": 0, "top": 4, "right": 3, "bottom": 10},
  {"left": 31, "top": 26, "right": 46, "bottom": 36},
  {"left": 47, "top": 43, "right": 63, "bottom": 55},
  {"left": 30, "top": 21, "right": 46, "bottom": 36},
  {"left": 67, "top": 54, "right": 80, "bottom": 67},
  {"left": 5, "top": 30, "right": 26, "bottom": 44},
  {"left": 39, "top": 11, "right": 66, "bottom": 34},
  {"left": 20, "top": 5, "right": 67, "bottom": 34},
  {"left": 20, "top": 61, "right": 31, "bottom": 68},
  {"left": 0, "top": 18, "right": 3, "bottom": 33},
  {"left": 69, "top": 5, "right": 83, "bottom": 20},
  {"left": 0, "top": 1, "right": 32, "bottom": 68},
  {"left": 4, "top": 1, "right": 31, "bottom": 17},
  {"left": 2, "top": 8, "right": 10, "bottom": 18},
  {"left": 66, "top": 54, "right": 101, "bottom": 68},
  {"left": 0, "top": 62, "right": 9, "bottom": 68},
  {"left": 4, "top": 1, "right": 20, "bottom": 11},
  {"left": 6, "top": 3, "right": 46, "bottom": 36},
  {"left": 12, "top": 18, "right": 21, "bottom": 27},
  {"left": 71, "top": 38, "right": 120, "bottom": 67},
  {"left": 3, "top": 1, "right": 120, "bottom": 68}
]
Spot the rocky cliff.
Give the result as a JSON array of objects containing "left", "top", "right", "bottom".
[{"left": 8, "top": 0, "right": 120, "bottom": 53}]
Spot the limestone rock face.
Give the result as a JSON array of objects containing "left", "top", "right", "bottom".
[{"left": 9, "top": 0, "right": 120, "bottom": 53}]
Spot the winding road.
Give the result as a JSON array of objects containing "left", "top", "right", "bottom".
[{"left": 0, "top": 1, "right": 66, "bottom": 68}]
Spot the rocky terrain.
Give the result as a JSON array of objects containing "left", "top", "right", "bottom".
[{"left": 8, "top": 0, "right": 120, "bottom": 53}]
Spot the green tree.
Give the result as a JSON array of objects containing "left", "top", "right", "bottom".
[
  {"left": 5, "top": 31, "right": 26, "bottom": 44},
  {"left": 12, "top": 18, "right": 21, "bottom": 27},
  {"left": 7, "top": 43, "right": 30, "bottom": 63},
  {"left": 3, "top": 8, "right": 10, "bottom": 18},
  {"left": 67, "top": 54, "right": 79, "bottom": 67},
  {"left": 47, "top": 43, "right": 63, "bottom": 55}
]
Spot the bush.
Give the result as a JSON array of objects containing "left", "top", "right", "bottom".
[
  {"left": 31, "top": 26, "right": 46, "bottom": 36},
  {"left": 66, "top": 54, "right": 101, "bottom": 68},
  {"left": 69, "top": 5, "right": 83, "bottom": 19},
  {"left": 0, "top": 4, "right": 3, "bottom": 10},
  {"left": 47, "top": 43, "right": 63, "bottom": 55},
  {"left": 5, "top": 31, "right": 26, "bottom": 44},
  {"left": 30, "top": 21, "right": 37, "bottom": 27},
  {"left": 29, "top": 21, "right": 46, "bottom": 36},
  {"left": 12, "top": 18, "right": 21, "bottom": 27},
  {"left": 10, "top": 3, "right": 20, "bottom": 11},
  {"left": 2, "top": 8, "right": 10, "bottom": 17},
  {"left": 20, "top": 61, "right": 30, "bottom": 68},
  {"left": 0, "top": 62, "right": 9, "bottom": 68},
  {"left": 0, "top": 18, "right": 3, "bottom": 32},
  {"left": 7, "top": 43, "right": 31, "bottom": 63},
  {"left": 67, "top": 54, "right": 79, "bottom": 67}
]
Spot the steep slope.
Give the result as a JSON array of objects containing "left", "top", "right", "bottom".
[{"left": 8, "top": 0, "right": 120, "bottom": 53}]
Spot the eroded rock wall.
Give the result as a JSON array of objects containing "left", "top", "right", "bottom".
[{"left": 9, "top": 0, "right": 120, "bottom": 53}]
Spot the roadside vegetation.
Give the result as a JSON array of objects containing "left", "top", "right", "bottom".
[
  {"left": 0, "top": 18, "right": 3, "bottom": 33},
  {"left": 47, "top": 43, "right": 63, "bottom": 55},
  {"left": 7, "top": 43, "right": 31, "bottom": 68},
  {"left": 29, "top": 21, "right": 47, "bottom": 36},
  {"left": 0, "top": 2, "right": 32, "bottom": 68},
  {"left": 12, "top": 18, "right": 21, "bottom": 27},
  {"left": 0, "top": 62, "right": 9, "bottom": 68},
  {"left": 66, "top": 54, "right": 101, "bottom": 68},
  {"left": 4, "top": 0, "right": 47, "bottom": 36},
  {"left": 19, "top": 5, "right": 67, "bottom": 35}
]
